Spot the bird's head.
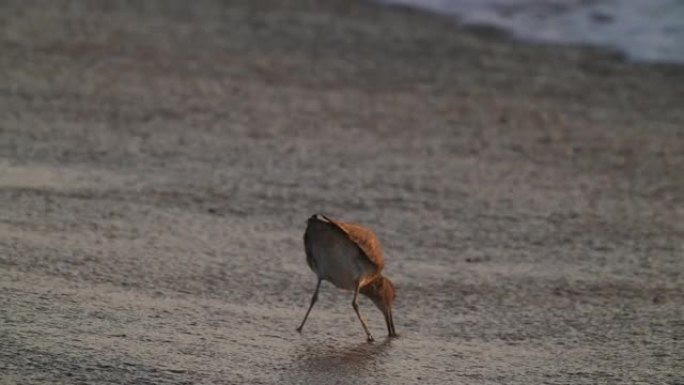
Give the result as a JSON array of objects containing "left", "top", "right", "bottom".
[{"left": 361, "top": 275, "right": 397, "bottom": 337}]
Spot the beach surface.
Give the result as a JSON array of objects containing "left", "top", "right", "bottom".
[{"left": 1, "top": 1, "right": 683, "bottom": 384}]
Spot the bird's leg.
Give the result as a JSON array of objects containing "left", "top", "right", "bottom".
[
  {"left": 296, "top": 279, "right": 321, "bottom": 333},
  {"left": 352, "top": 282, "right": 374, "bottom": 342}
]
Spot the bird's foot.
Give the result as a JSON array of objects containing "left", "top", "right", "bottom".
[
  {"left": 296, "top": 327, "right": 303, "bottom": 333},
  {"left": 366, "top": 334, "right": 375, "bottom": 343}
]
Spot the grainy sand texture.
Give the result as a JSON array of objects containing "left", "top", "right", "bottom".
[{"left": 1, "top": 1, "right": 683, "bottom": 384}]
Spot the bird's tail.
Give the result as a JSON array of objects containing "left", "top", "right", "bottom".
[{"left": 310, "top": 213, "right": 333, "bottom": 223}]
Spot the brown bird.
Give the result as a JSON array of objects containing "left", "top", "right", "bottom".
[{"left": 296, "top": 214, "right": 397, "bottom": 341}]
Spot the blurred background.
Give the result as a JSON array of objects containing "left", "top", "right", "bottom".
[{"left": 1, "top": 1, "right": 682, "bottom": 384}]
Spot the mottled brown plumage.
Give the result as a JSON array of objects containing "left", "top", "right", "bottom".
[{"left": 297, "top": 214, "right": 397, "bottom": 341}]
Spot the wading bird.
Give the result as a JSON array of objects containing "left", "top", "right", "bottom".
[{"left": 296, "top": 214, "right": 397, "bottom": 342}]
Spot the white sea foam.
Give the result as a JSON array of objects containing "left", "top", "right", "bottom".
[{"left": 379, "top": 0, "right": 684, "bottom": 64}]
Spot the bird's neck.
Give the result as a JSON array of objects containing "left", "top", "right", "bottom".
[{"left": 360, "top": 274, "right": 386, "bottom": 296}]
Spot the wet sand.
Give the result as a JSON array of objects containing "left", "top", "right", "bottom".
[{"left": 1, "top": 1, "right": 683, "bottom": 384}]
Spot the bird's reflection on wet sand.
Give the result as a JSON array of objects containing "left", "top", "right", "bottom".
[{"left": 283, "top": 338, "right": 394, "bottom": 383}]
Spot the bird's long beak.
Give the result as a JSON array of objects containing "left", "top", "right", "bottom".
[{"left": 385, "top": 307, "right": 397, "bottom": 337}]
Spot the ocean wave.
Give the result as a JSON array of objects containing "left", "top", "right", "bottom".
[{"left": 378, "top": 0, "right": 684, "bottom": 64}]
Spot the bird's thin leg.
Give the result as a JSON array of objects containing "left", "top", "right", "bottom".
[
  {"left": 352, "top": 282, "right": 374, "bottom": 342},
  {"left": 296, "top": 279, "right": 322, "bottom": 333}
]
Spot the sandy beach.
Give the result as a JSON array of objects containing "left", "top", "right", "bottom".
[{"left": 1, "top": 0, "right": 683, "bottom": 384}]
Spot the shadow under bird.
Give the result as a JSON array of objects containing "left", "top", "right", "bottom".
[{"left": 296, "top": 214, "right": 397, "bottom": 342}]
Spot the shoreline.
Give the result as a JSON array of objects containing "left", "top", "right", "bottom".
[{"left": 375, "top": 0, "right": 684, "bottom": 65}]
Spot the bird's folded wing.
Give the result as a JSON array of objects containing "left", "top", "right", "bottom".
[{"left": 321, "top": 215, "right": 385, "bottom": 270}]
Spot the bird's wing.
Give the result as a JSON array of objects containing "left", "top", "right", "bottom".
[
  {"left": 320, "top": 214, "right": 385, "bottom": 270},
  {"left": 303, "top": 228, "right": 317, "bottom": 272}
]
